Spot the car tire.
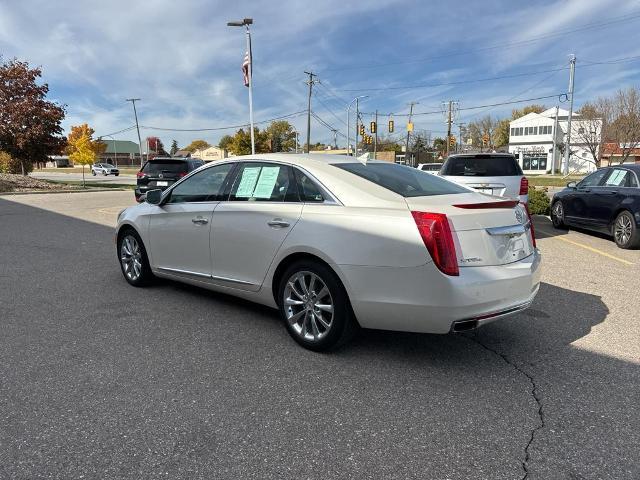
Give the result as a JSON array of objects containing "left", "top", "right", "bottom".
[
  {"left": 278, "top": 260, "right": 358, "bottom": 352},
  {"left": 612, "top": 211, "right": 640, "bottom": 249},
  {"left": 114, "top": 173, "right": 119, "bottom": 176},
  {"left": 92, "top": 170, "right": 96, "bottom": 176},
  {"left": 117, "top": 229, "right": 154, "bottom": 286},
  {"left": 551, "top": 200, "right": 566, "bottom": 229},
  {"left": 102, "top": 170, "right": 107, "bottom": 176}
]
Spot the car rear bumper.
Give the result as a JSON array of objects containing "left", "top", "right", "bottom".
[{"left": 336, "top": 250, "right": 542, "bottom": 334}]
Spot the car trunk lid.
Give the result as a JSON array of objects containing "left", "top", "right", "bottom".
[{"left": 405, "top": 193, "right": 535, "bottom": 267}]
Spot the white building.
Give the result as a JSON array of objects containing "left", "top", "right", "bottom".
[{"left": 508, "top": 108, "right": 602, "bottom": 175}]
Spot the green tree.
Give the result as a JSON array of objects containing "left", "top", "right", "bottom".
[
  {"left": 218, "top": 135, "right": 233, "bottom": 151},
  {"left": 184, "top": 139, "right": 211, "bottom": 153},
  {"left": 376, "top": 135, "right": 403, "bottom": 152},
  {"left": 433, "top": 137, "right": 447, "bottom": 154},
  {"left": 264, "top": 120, "right": 296, "bottom": 152},
  {"left": 0, "top": 58, "right": 66, "bottom": 174},
  {"left": 68, "top": 131, "right": 97, "bottom": 187},
  {"left": 227, "top": 128, "right": 269, "bottom": 155},
  {"left": 170, "top": 140, "right": 179, "bottom": 156}
]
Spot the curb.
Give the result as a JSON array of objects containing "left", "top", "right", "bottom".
[{"left": 0, "top": 188, "right": 129, "bottom": 196}]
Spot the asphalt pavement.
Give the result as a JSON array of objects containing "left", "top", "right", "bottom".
[{"left": 0, "top": 191, "right": 638, "bottom": 479}]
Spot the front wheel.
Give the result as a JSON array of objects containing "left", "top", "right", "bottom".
[
  {"left": 91, "top": 170, "right": 96, "bottom": 176},
  {"left": 118, "top": 229, "right": 154, "bottom": 286},
  {"left": 102, "top": 170, "right": 107, "bottom": 176},
  {"left": 613, "top": 211, "right": 640, "bottom": 249},
  {"left": 551, "top": 200, "right": 566, "bottom": 229},
  {"left": 278, "top": 261, "right": 358, "bottom": 351}
]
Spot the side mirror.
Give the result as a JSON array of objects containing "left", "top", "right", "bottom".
[
  {"left": 567, "top": 181, "right": 577, "bottom": 189},
  {"left": 145, "top": 189, "right": 163, "bottom": 205}
]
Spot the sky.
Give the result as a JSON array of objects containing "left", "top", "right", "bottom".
[{"left": 1, "top": 0, "right": 640, "bottom": 150}]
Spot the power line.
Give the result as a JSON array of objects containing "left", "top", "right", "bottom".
[
  {"left": 313, "top": 91, "right": 348, "bottom": 127},
  {"left": 138, "top": 110, "right": 307, "bottom": 132},
  {"left": 333, "top": 67, "right": 568, "bottom": 93},
  {"left": 579, "top": 54, "right": 640, "bottom": 65},
  {"left": 316, "top": 12, "right": 640, "bottom": 72},
  {"left": 98, "top": 125, "right": 137, "bottom": 138},
  {"left": 311, "top": 111, "right": 347, "bottom": 139}
]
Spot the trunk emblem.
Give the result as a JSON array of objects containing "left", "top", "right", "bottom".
[
  {"left": 515, "top": 208, "right": 526, "bottom": 224},
  {"left": 159, "top": 173, "right": 163, "bottom": 179}
]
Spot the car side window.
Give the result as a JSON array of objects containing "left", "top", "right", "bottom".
[
  {"left": 628, "top": 172, "right": 639, "bottom": 188},
  {"left": 167, "top": 163, "right": 234, "bottom": 204},
  {"left": 228, "top": 162, "right": 298, "bottom": 202},
  {"left": 603, "top": 169, "right": 630, "bottom": 187},
  {"left": 294, "top": 169, "right": 324, "bottom": 202},
  {"left": 579, "top": 169, "right": 608, "bottom": 188}
]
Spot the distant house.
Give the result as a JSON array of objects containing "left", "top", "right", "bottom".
[
  {"left": 600, "top": 143, "right": 640, "bottom": 166},
  {"left": 96, "top": 140, "right": 142, "bottom": 166},
  {"left": 191, "top": 146, "right": 228, "bottom": 162},
  {"left": 508, "top": 108, "right": 602, "bottom": 175}
]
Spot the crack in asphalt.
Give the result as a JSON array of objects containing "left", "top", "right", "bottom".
[{"left": 468, "top": 332, "right": 545, "bottom": 480}]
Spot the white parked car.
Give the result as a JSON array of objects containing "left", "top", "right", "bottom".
[
  {"left": 417, "top": 162, "right": 443, "bottom": 174},
  {"left": 439, "top": 153, "right": 528, "bottom": 203},
  {"left": 116, "top": 154, "right": 541, "bottom": 351},
  {"left": 91, "top": 163, "right": 120, "bottom": 176}
]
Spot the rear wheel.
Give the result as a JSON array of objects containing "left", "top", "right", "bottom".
[
  {"left": 613, "top": 211, "right": 640, "bottom": 249},
  {"left": 551, "top": 200, "right": 566, "bottom": 229},
  {"left": 278, "top": 261, "right": 357, "bottom": 351},
  {"left": 102, "top": 170, "right": 107, "bottom": 176},
  {"left": 92, "top": 170, "right": 96, "bottom": 176},
  {"left": 118, "top": 229, "right": 154, "bottom": 286}
]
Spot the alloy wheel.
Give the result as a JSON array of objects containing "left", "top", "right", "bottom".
[
  {"left": 283, "top": 271, "right": 334, "bottom": 342},
  {"left": 120, "top": 235, "right": 143, "bottom": 281},
  {"left": 552, "top": 201, "right": 564, "bottom": 222},
  {"left": 614, "top": 214, "right": 632, "bottom": 246}
]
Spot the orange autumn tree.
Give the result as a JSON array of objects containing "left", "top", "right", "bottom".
[{"left": 66, "top": 124, "right": 107, "bottom": 157}]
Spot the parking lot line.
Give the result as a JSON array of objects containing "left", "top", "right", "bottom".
[{"left": 541, "top": 232, "right": 635, "bottom": 266}]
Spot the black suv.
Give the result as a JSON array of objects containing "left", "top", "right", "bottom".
[{"left": 135, "top": 157, "right": 204, "bottom": 202}]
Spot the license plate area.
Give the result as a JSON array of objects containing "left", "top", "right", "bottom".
[
  {"left": 156, "top": 181, "right": 168, "bottom": 186},
  {"left": 474, "top": 187, "right": 493, "bottom": 194}
]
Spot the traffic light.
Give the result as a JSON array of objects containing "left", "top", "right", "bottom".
[
  {"left": 370, "top": 121, "right": 377, "bottom": 134},
  {"left": 388, "top": 120, "right": 394, "bottom": 133},
  {"left": 449, "top": 136, "right": 456, "bottom": 147},
  {"left": 359, "top": 124, "right": 365, "bottom": 136},
  {"left": 482, "top": 133, "right": 490, "bottom": 145}
]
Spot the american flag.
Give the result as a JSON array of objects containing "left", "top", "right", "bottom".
[{"left": 242, "top": 51, "right": 251, "bottom": 87}]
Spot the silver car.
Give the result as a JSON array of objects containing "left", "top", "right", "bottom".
[
  {"left": 91, "top": 163, "right": 120, "bottom": 176},
  {"left": 115, "top": 154, "right": 540, "bottom": 351},
  {"left": 439, "top": 153, "right": 528, "bottom": 203}
]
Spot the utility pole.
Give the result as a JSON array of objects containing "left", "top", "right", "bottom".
[
  {"left": 331, "top": 129, "right": 338, "bottom": 149},
  {"left": 373, "top": 110, "right": 378, "bottom": 160},
  {"left": 552, "top": 105, "right": 559, "bottom": 175},
  {"left": 355, "top": 97, "right": 361, "bottom": 157},
  {"left": 405, "top": 102, "right": 418, "bottom": 166},
  {"left": 125, "top": 98, "right": 144, "bottom": 166},
  {"left": 563, "top": 54, "right": 576, "bottom": 176},
  {"left": 457, "top": 122, "right": 465, "bottom": 154},
  {"left": 304, "top": 71, "right": 318, "bottom": 153},
  {"left": 445, "top": 100, "right": 453, "bottom": 156}
]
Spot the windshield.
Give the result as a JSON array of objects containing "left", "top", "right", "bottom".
[
  {"left": 142, "top": 160, "right": 188, "bottom": 175},
  {"left": 441, "top": 155, "right": 522, "bottom": 177},
  {"left": 333, "top": 162, "right": 468, "bottom": 197}
]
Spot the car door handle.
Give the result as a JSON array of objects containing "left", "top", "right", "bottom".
[
  {"left": 267, "top": 219, "right": 290, "bottom": 228},
  {"left": 192, "top": 217, "right": 208, "bottom": 225}
]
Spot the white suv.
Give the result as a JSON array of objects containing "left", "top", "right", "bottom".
[
  {"left": 91, "top": 163, "right": 120, "bottom": 176},
  {"left": 439, "top": 153, "right": 528, "bottom": 203}
]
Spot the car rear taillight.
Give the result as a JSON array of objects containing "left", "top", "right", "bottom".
[
  {"left": 520, "top": 202, "right": 537, "bottom": 248},
  {"left": 178, "top": 171, "right": 188, "bottom": 177},
  {"left": 411, "top": 211, "right": 459, "bottom": 276},
  {"left": 136, "top": 171, "right": 145, "bottom": 178},
  {"left": 519, "top": 176, "right": 529, "bottom": 196}
]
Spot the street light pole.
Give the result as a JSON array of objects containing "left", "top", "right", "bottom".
[
  {"left": 563, "top": 54, "right": 576, "bottom": 176},
  {"left": 125, "top": 98, "right": 144, "bottom": 167},
  {"left": 228, "top": 18, "right": 255, "bottom": 155},
  {"left": 347, "top": 95, "right": 368, "bottom": 157}
]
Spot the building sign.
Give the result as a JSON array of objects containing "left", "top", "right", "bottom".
[{"left": 514, "top": 146, "right": 547, "bottom": 155}]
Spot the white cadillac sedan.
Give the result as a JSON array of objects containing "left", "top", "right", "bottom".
[{"left": 116, "top": 154, "right": 541, "bottom": 351}]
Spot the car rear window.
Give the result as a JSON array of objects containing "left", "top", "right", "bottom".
[
  {"left": 333, "top": 162, "right": 468, "bottom": 197},
  {"left": 441, "top": 155, "right": 522, "bottom": 176},
  {"left": 142, "top": 160, "right": 188, "bottom": 175}
]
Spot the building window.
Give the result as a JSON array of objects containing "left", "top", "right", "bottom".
[
  {"left": 522, "top": 156, "right": 548, "bottom": 171},
  {"left": 518, "top": 127, "right": 523, "bottom": 136},
  {"left": 533, "top": 126, "right": 538, "bottom": 135}
]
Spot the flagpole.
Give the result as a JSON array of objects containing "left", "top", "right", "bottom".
[{"left": 246, "top": 25, "right": 255, "bottom": 155}]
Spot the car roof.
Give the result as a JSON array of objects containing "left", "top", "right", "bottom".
[
  {"left": 446, "top": 153, "right": 516, "bottom": 159},
  {"left": 607, "top": 164, "right": 640, "bottom": 173}
]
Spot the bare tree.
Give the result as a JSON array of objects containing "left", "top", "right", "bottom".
[
  {"left": 573, "top": 103, "right": 603, "bottom": 167},
  {"left": 600, "top": 87, "right": 640, "bottom": 165},
  {"left": 467, "top": 115, "right": 498, "bottom": 150}
]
